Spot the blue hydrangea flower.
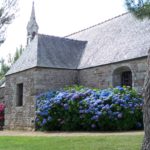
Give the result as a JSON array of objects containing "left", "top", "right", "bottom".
[
  {"left": 91, "top": 124, "right": 96, "bottom": 128},
  {"left": 92, "top": 115, "right": 99, "bottom": 121},
  {"left": 42, "top": 118, "right": 47, "bottom": 125},
  {"left": 116, "top": 86, "right": 124, "bottom": 91},
  {"left": 117, "top": 113, "right": 123, "bottom": 119}
]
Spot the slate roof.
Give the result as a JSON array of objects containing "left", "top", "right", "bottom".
[
  {"left": 67, "top": 13, "right": 150, "bottom": 69},
  {"left": 6, "top": 36, "right": 38, "bottom": 75},
  {"left": 6, "top": 34, "right": 87, "bottom": 75},
  {"left": 37, "top": 34, "right": 87, "bottom": 69},
  {"left": 7, "top": 12, "right": 150, "bottom": 75}
]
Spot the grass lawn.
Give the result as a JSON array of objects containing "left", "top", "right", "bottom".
[{"left": 0, "top": 134, "right": 143, "bottom": 150}]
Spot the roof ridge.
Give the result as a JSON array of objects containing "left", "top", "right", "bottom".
[
  {"left": 65, "top": 12, "right": 128, "bottom": 37},
  {"left": 38, "top": 33, "right": 87, "bottom": 43}
]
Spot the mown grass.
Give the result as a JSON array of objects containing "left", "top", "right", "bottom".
[{"left": 0, "top": 135, "right": 143, "bottom": 150}]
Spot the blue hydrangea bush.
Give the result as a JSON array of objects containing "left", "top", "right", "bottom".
[{"left": 36, "top": 86, "right": 143, "bottom": 131}]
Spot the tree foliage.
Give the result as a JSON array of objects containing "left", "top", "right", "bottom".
[
  {"left": 0, "top": 45, "right": 24, "bottom": 79},
  {"left": 0, "top": 0, "right": 18, "bottom": 44},
  {"left": 125, "top": 0, "right": 150, "bottom": 19},
  {"left": 0, "top": 58, "right": 9, "bottom": 80},
  {"left": 9, "top": 45, "right": 24, "bottom": 65}
]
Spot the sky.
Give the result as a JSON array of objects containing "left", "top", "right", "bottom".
[{"left": 0, "top": 0, "right": 127, "bottom": 60}]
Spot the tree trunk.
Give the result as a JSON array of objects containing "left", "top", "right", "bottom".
[{"left": 142, "top": 50, "right": 150, "bottom": 150}]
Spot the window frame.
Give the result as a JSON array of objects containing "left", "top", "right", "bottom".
[{"left": 16, "top": 83, "right": 23, "bottom": 107}]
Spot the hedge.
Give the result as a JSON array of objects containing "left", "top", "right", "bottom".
[{"left": 36, "top": 86, "right": 143, "bottom": 131}]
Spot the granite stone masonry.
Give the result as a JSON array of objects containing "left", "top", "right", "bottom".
[
  {"left": 33, "top": 68, "right": 78, "bottom": 94},
  {"left": 5, "top": 69, "right": 35, "bottom": 130},
  {"left": 79, "top": 57, "right": 147, "bottom": 92}
]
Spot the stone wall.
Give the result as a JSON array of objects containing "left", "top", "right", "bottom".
[
  {"left": 33, "top": 68, "right": 78, "bottom": 94},
  {"left": 5, "top": 69, "right": 36, "bottom": 130},
  {"left": 79, "top": 57, "right": 147, "bottom": 92},
  {"left": 0, "top": 87, "right": 5, "bottom": 103},
  {"left": 4, "top": 68, "right": 78, "bottom": 130}
]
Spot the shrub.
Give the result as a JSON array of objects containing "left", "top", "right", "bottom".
[
  {"left": 0, "top": 103, "right": 5, "bottom": 129},
  {"left": 36, "top": 86, "right": 143, "bottom": 131}
]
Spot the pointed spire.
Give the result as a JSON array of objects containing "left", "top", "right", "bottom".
[
  {"left": 30, "top": 1, "right": 36, "bottom": 21},
  {"left": 27, "top": 1, "right": 39, "bottom": 45}
]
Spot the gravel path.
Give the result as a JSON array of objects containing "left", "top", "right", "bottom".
[{"left": 0, "top": 130, "right": 144, "bottom": 137}]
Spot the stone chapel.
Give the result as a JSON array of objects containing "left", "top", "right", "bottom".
[{"left": 0, "top": 3, "right": 149, "bottom": 129}]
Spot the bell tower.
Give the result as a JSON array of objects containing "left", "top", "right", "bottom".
[{"left": 27, "top": 2, "right": 39, "bottom": 45}]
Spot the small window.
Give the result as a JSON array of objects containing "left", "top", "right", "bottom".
[
  {"left": 113, "top": 66, "right": 132, "bottom": 87},
  {"left": 16, "top": 83, "right": 23, "bottom": 106},
  {"left": 121, "top": 71, "right": 132, "bottom": 87}
]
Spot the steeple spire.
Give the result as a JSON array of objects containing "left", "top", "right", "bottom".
[{"left": 27, "top": 2, "right": 39, "bottom": 45}]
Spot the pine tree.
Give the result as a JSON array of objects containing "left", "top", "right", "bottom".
[
  {"left": 13, "top": 45, "right": 24, "bottom": 63},
  {"left": 125, "top": 0, "right": 150, "bottom": 19},
  {"left": 0, "top": 58, "right": 9, "bottom": 80},
  {"left": 0, "top": 45, "right": 24, "bottom": 80}
]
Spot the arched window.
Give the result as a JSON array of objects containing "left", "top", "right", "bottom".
[
  {"left": 113, "top": 66, "right": 132, "bottom": 87},
  {"left": 121, "top": 71, "right": 132, "bottom": 87}
]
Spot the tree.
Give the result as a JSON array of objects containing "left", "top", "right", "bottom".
[
  {"left": 125, "top": 0, "right": 150, "bottom": 149},
  {"left": 0, "top": 45, "right": 24, "bottom": 80},
  {"left": 13, "top": 45, "right": 24, "bottom": 63},
  {"left": 0, "top": 58, "right": 9, "bottom": 80},
  {"left": 7, "top": 45, "right": 24, "bottom": 66},
  {"left": 125, "top": 0, "right": 150, "bottom": 19},
  {"left": 0, "top": 0, "right": 18, "bottom": 44}
]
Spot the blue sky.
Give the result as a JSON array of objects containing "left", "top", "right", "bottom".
[{"left": 0, "top": 0, "right": 127, "bottom": 60}]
